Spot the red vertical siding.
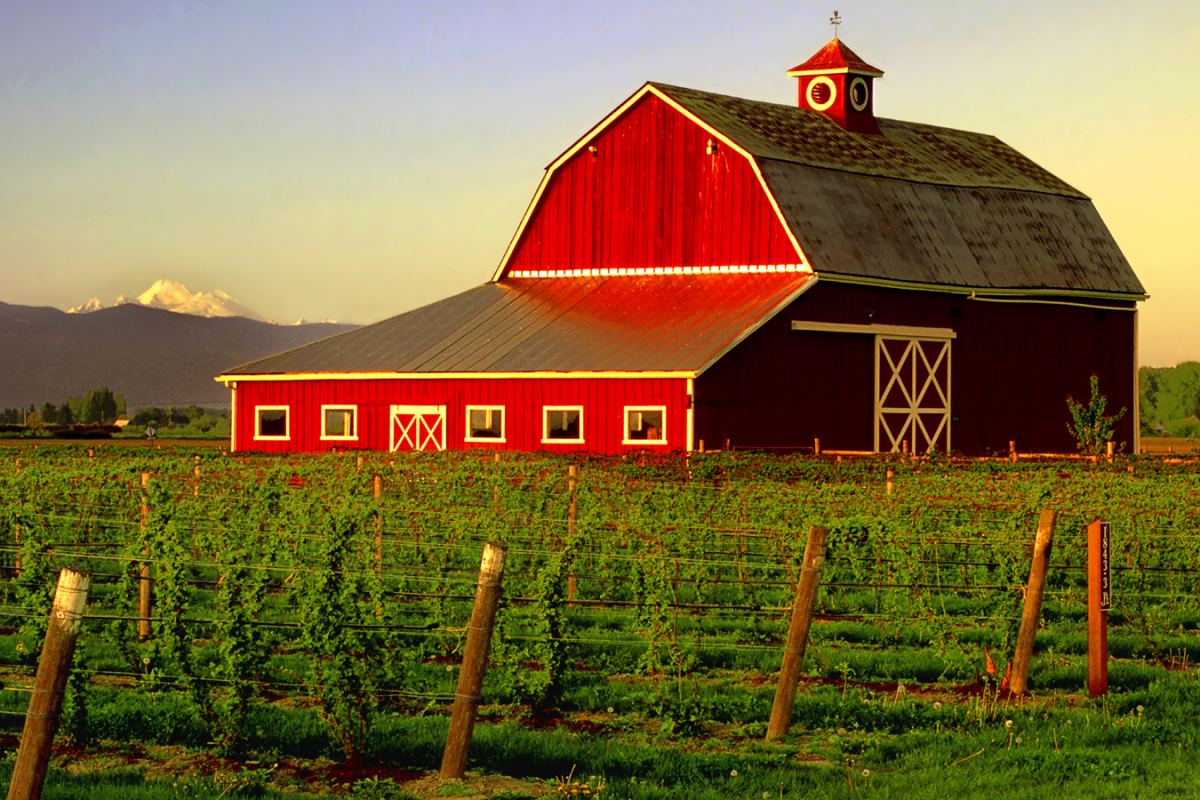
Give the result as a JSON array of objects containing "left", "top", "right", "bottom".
[
  {"left": 504, "top": 93, "right": 799, "bottom": 274},
  {"left": 693, "top": 283, "right": 1138, "bottom": 455},
  {"left": 232, "top": 377, "right": 690, "bottom": 456}
]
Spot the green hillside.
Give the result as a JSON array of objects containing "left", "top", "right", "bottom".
[{"left": 1140, "top": 361, "right": 1200, "bottom": 437}]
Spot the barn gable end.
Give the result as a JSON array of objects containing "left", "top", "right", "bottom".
[{"left": 498, "top": 89, "right": 806, "bottom": 278}]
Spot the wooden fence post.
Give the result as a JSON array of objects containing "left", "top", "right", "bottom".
[
  {"left": 138, "top": 472, "right": 152, "bottom": 643},
  {"left": 1009, "top": 509, "right": 1056, "bottom": 695},
  {"left": 1088, "top": 520, "right": 1110, "bottom": 697},
  {"left": 193, "top": 455, "right": 201, "bottom": 498},
  {"left": 374, "top": 474, "right": 383, "bottom": 569},
  {"left": 567, "top": 465, "right": 578, "bottom": 603},
  {"left": 813, "top": 438, "right": 821, "bottom": 456},
  {"left": 7, "top": 568, "right": 91, "bottom": 800},
  {"left": 766, "top": 525, "right": 828, "bottom": 741},
  {"left": 885, "top": 467, "right": 894, "bottom": 496},
  {"left": 441, "top": 542, "right": 508, "bottom": 779}
]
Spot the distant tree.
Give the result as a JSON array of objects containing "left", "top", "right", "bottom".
[
  {"left": 26, "top": 412, "right": 43, "bottom": 430},
  {"left": 58, "top": 402, "right": 75, "bottom": 426},
  {"left": 66, "top": 396, "right": 84, "bottom": 422},
  {"left": 116, "top": 393, "right": 127, "bottom": 417},
  {"left": 81, "top": 387, "right": 119, "bottom": 424},
  {"left": 40, "top": 402, "right": 58, "bottom": 425},
  {"left": 133, "top": 407, "right": 165, "bottom": 426}
]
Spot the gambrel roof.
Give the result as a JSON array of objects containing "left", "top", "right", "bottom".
[{"left": 497, "top": 82, "right": 1144, "bottom": 297}]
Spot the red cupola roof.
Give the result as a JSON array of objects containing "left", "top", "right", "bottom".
[{"left": 787, "top": 37, "right": 883, "bottom": 78}]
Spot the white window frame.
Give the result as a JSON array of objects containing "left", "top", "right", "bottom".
[
  {"left": 622, "top": 405, "right": 668, "bottom": 446},
  {"left": 320, "top": 404, "right": 358, "bottom": 441},
  {"left": 254, "top": 405, "right": 290, "bottom": 441},
  {"left": 465, "top": 405, "right": 506, "bottom": 443},
  {"left": 541, "top": 405, "right": 584, "bottom": 444}
]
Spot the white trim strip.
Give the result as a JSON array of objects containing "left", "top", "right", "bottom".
[
  {"left": 509, "top": 264, "right": 807, "bottom": 278},
  {"left": 217, "top": 371, "right": 695, "bottom": 382},
  {"left": 791, "top": 321, "right": 957, "bottom": 339},
  {"left": 786, "top": 67, "right": 884, "bottom": 78}
]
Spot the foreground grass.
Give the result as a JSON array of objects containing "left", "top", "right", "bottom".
[{"left": 3, "top": 671, "right": 1199, "bottom": 798}]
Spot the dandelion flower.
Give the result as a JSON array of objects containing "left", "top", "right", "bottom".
[
  {"left": 730, "top": 769, "right": 738, "bottom": 778},
  {"left": 1015, "top": 736, "right": 1022, "bottom": 744},
  {"left": 862, "top": 769, "right": 872, "bottom": 777},
  {"left": 933, "top": 702, "right": 942, "bottom": 711},
  {"left": 607, "top": 707, "right": 614, "bottom": 714},
  {"left": 1005, "top": 719, "right": 1013, "bottom": 729}
]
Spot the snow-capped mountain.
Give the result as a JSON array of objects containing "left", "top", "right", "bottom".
[{"left": 68, "top": 280, "right": 268, "bottom": 322}]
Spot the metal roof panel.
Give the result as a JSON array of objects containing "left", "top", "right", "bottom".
[{"left": 222, "top": 273, "right": 815, "bottom": 376}]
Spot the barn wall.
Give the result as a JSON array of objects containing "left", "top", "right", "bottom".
[
  {"left": 230, "top": 377, "right": 689, "bottom": 455},
  {"left": 694, "top": 282, "right": 1138, "bottom": 455},
  {"left": 504, "top": 93, "right": 800, "bottom": 274}
]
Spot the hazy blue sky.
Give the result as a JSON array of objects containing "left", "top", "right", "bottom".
[{"left": 2, "top": 1, "right": 1197, "bottom": 365}]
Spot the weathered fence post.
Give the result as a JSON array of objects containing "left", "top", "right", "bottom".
[
  {"left": 766, "top": 525, "right": 829, "bottom": 741},
  {"left": 1088, "top": 520, "right": 1110, "bottom": 697},
  {"left": 138, "top": 472, "right": 152, "bottom": 643},
  {"left": 1009, "top": 441, "right": 1018, "bottom": 464},
  {"left": 193, "top": 455, "right": 201, "bottom": 498},
  {"left": 441, "top": 542, "right": 508, "bottom": 779},
  {"left": 813, "top": 437, "right": 821, "bottom": 456},
  {"left": 567, "top": 465, "right": 578, "bottom": 603},
  {"left": 1009, "top": 509, "right": 1056, "bottom": 695},
  {"left": 7, "top": 568, "right": 91, "bottom": 800},
  {"left": 1106, "top": 441, "right": 1114, "bottom": 463},
  {"left": 374, "top": 474, "right": 383, "bottom": 569},
  {"left": 885, "top": 467, "right": 894, "bottom": 496}
]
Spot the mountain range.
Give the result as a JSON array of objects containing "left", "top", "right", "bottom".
[
  {"left": 67, "top": 279, "right": 337, "bottom": 325},
  {"left": 0, "top": 299, "right": 357, "bottom": 410}
]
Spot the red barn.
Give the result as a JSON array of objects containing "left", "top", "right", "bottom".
[{"left": 218, "top": 37, "right": 1145, "bottom": 457}]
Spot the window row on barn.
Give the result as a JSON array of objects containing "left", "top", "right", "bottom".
[{"left": 252, "top": 403, "right": 671, "bottom": 447}]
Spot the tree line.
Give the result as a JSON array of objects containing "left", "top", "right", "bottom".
[{"left": 0, "top": 387, "right": 126, "bottom": 428}]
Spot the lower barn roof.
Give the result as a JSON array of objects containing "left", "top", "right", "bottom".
[{"left": 220, "top": 272, "right": 814, "bottom": 378}]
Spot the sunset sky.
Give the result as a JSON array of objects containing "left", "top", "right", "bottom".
[{"left": 2, "top": 0, "right": 1197, "bottom": 366}]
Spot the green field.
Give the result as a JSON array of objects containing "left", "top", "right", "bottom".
[{"left": 1, "top": 447, "right": 1199, "bottom": 798}]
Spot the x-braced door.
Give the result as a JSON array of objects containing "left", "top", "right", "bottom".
[
  {"left": 390, "top": 405, "right": 447, "bottom": 452},
  {"left": 875, "top": 336, "right": 951, "bottom": 454}
]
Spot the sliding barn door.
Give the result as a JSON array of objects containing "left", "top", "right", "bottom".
[
  {"left": 390, "top": 405, "right": 447, "bottom": 452},
  {"left": 875, "top": 336, "right": 951, "bottom": 454}
]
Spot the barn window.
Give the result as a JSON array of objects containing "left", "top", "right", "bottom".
[
  {"left": 254, "top": 406, "right": 289, "bottom": 440},
  {"left": 542, "top": 406, "right": 583, "bottom": 443},
  {"left": 623, "top": 406, "right": 667, "bottom": 445},
  {"left": 321, "top": 405, "right": 357, "bottom": 440},
  {"left": 466, "top": 406, "right": 505, "bottom": 442}
]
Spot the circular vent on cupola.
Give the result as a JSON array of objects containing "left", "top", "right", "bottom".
[
  {"left": 850, "top": 77, "right": 869, "bottom": 111},
  {"left": 806, "top": 77, "right": 837, "bottom": 111}
]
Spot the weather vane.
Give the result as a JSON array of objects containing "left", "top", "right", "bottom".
[{"left": 830, "top": 10, "right": 842, "bottom": 37}]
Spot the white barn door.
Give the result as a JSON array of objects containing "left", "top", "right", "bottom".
[
  {"left": 390, "top": 405, "right": 447, "bottom": 452},
  {"left": 874, "top": 336, "right": 951, "bottom": 454}
]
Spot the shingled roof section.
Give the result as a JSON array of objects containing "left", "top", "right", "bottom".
[
  {"left": 220, "top": 272, "right": 814, "bottom": 376},
  {"left": 648, "top": 84, "right": 1144, "bottom": 296}
]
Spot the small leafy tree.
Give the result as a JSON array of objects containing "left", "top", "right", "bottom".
[{"left": 1066, "top": 374, "right": 1127, "bottom": 455}]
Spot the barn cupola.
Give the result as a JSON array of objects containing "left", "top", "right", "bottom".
[{"left": 787, "top": 31, "right": 884, "bottom": 135}]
